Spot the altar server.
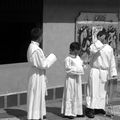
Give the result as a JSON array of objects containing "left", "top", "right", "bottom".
[
  {"left": 27, "top": 27, "right": 56, "bottom": 120},
  {"left": 86, "top": 29, "right": 117, "bottom": 118},
  {"left": 61, "top": 42, "right": 85, "bottom": 119}
]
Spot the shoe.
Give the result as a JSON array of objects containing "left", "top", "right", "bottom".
[
  {"left": 43, "top": 115, "right": 47, "bottom": 119},
  {"left": 94, "top": 109, "right": 99, "bottom": 115},
  {"left": 68, "top": 116, "right": 75, "bottom": 119},
  {"left": 63, "top": 115, "right": 75, "bottom": 119},
  {"left": 86, "top": 108, "right": 95, "bottom": 118},
  {"left": 77, "top": 114, "right": 85, "bottom": 117},
  {"left": 94, "top": 109, "right": 106, "bottom": 115},
  {"left": 99, "top": 109, "right": 106, "bottom": 115}
]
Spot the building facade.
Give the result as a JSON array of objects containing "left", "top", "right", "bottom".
[{"left": 0, "top": 0, "right": 120, "bottom": 108}]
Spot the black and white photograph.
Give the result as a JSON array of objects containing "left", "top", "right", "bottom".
[{"left": 0, "top": 0, "right": 120, "bottom": 120}]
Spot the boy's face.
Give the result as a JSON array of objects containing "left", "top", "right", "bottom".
[
  {"left": 70, "top": 49, "right": 76, "bottom": 55},
  {"left": 37, "top": 34, "right": 43, "bottom": 44},
  {"left": 74, "top": 50, "right": 80, "bottom": 55},
  {"left": 99, "top": 34, "right": 106, "bottom": 44},
  {"left": 100, "top": 34, "right": 106, "bottom": 40}
]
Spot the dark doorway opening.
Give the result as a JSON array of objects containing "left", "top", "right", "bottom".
[
  {"left": 0, "top": 22, "right": 36, "bottom": 64},
  {"left": 0, "top": 0, "right": 43, "bottom": 64}
]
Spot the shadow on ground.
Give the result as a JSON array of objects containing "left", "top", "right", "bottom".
[
  {"left": 4, "top": 108, "right": 27, "bottom": 119},
  {"left": 47, "top": 107, "right": 62, "bottom": 117},
  {"left": 46, "top": 105, "right": 86, "bottom": 117}
]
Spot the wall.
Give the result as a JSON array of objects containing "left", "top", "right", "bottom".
[
  {"left": 0, "top": 63, "right": 66, "bottom": 108},
  {"left": 43, "top": 0, "right": 119, "bottom": 87},
  {"left": 0, "top": 0, "right": 118, "bottom": 95},
  {"left": 0, "top": 63, "right": 29, "bottom": 95}
]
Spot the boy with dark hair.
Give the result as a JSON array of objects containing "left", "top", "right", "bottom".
[
  {"left": 27, "top": 27, "right": 57, "bottom": 120},
  {"left": 61, "top": 42, "right": 85, "bottom": 119},
  {"left": 86, "top": 29, "right": 117, "bottom": 118}
]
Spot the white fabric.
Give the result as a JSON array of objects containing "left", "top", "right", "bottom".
[
  {"left": 45, "top": 53, "right": 57, "bottom": 68},
  {"left": 86, "top": 68, "right": 107, "bottom": 109},
  {"left": 27, "top": 41, "right": 48, "bottom": 120},
  {"left": 87, "top": 44, "right": 117, "bottom": 110},
  {"left": 90, "top": 40, "right": 104, "bottom": 53},
  {"left": 61, "top": 55, "right": 84, "bottom": 116},
  {"left": 90, "top": 44, "right": 117, "bottom": 77}
]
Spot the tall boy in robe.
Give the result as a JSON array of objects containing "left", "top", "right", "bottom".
[
  {"left": 86, "top": 29, "right": 117, "bottom": 118},
  {"left": 27, "top": 27, "right": 56, "bottom": 120}
]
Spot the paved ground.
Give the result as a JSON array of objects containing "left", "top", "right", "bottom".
[{"left": 0, "top": 100, "right": 120, "bottom": 120}]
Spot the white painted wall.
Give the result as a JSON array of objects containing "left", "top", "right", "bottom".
[
  {"left": 0, "top": 63, "right": 29, "bottom": 95},
  {"left": 43, "top": 23, "right": 75, "bottom": 87}
]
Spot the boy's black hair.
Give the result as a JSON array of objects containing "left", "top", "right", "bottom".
[
  {"left": 31, "top": 27, "right": 42, "bottom": 41},
  {"left": 70, "top": 42, "right": 80, "bottom": 51},
  {"left": 97, "top": 28, "right": 106, "bottom": 38}
]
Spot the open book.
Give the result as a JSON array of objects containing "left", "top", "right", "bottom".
[{"left": 46, "top": 53, "right": 57, "bottom": 68}]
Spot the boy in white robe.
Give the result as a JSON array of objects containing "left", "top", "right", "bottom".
[
  {"left": 61, "top": 42, "right": 85, "bottom": 119},
  {"left": 86, "top": 29, "right": 117, "bottom": 118},
  {"left": 27, "top": 27, "right": 55, "bottom": 120}
]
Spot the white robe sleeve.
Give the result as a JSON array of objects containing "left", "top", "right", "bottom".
[
  {"left": 109, "top": 48, "right": 117, "bottom": 77},
  {"left": 65, "top": 57, "right": 83, "bottom": 75},
  {"left": 30, "top": 50, "right": 48, "bottom": 69},
  {"left": 90, "top": 44, "right": 98, "bottom": 54},
  {"left": 90, "top": 40, "right": 104, "bottom": 54}
]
